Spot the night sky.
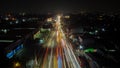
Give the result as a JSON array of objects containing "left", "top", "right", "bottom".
[{"left": 0, "top": 0, "right": 120, "bottom": 13}]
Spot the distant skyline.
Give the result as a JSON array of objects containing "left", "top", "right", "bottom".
[{"left": 0, "top": 0, "right": 120, "bottom": 14}]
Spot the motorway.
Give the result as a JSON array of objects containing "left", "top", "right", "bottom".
[{"left": 25, "top": 15, "right": 99, "bottom": 68}]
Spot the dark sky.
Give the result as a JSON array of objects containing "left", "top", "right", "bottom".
[{"left": 0, "top": 0, "right": 120, "bottom": 13}]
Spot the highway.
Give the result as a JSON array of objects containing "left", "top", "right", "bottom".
[{"left": 29, "top": 15, "right": 99, "bottom": 68}]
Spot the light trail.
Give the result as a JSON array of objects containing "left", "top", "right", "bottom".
[
  {"left": 42, "top": 48, "right": 49, "bottom": 68},
  {"left": 48, "top": 48, "right": 53, "bottom": 68},
  {"left": 35, "top": 15, "right": 82, "bottom": 68}
]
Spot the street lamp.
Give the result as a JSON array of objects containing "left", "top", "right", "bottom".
[{"left": 13, "top": 62, "right": 21, "bottom": 68}]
